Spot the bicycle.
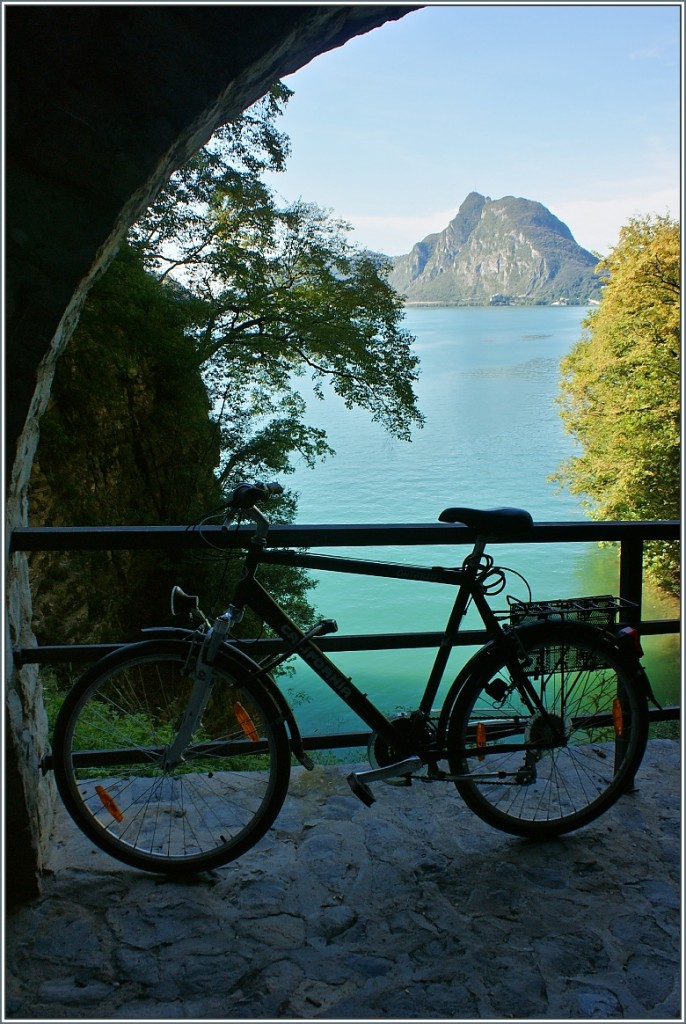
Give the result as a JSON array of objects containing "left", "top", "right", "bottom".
[{"left": 52, "top": 481, "right": 658, "bottom": 875}]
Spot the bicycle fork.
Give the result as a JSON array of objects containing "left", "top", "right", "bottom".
[
  {"left": 160, "top": 672, "right": 214, "bottom": 772},
  {"left": 160, "top": 608, "right": 240, "bottom": 772}
]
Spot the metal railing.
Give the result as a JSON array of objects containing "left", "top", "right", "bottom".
[{"left": 11, "top": 518, "right": 680, "bottom": 750}]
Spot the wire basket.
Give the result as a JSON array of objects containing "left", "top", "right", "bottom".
[{"left": 508, "top": 595, "right": 630, "bottom": 674}]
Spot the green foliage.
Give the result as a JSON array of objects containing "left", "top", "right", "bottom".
[
  {"left": 40, "top": 671, "right": 64, "bottom": 732},
  {"left": 36, "top": 246, "right": 220, "bottom": 527},
  {"left": 31, "top": 83, "right": 421, "bottom": 665},
  {"left": 131, "top": 88, "right": 423, "bottom": 485},
  {"left": 30, "top": 248, "right": 317, "bottom": 655},
  {"left": 553, "top": 214, "right": 680, "bottom": 593},
  {"left": 30, "top": 248, "right": 221, "bottom": 649}
]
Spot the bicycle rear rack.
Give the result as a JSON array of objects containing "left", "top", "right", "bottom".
[{"left": 508, "top": 595, "right": 636, "bottom": 672}]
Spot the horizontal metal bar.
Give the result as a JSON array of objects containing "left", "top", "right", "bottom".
[
  {"left": 41, "top": 731, "right": 373, "bottom": 773},
  {"left": 9, "top": 519, "right": 680, "bottom": 553},
  {"left": 646, "top": 706, "right": 681, "bottom": 723},
  {"left": 16, "top": 618, "right": 680, "bottom": 668},
  {"left": 16, "top": 645, "right": 122, "bottom": 665},
  {"left": 37, "top": 708, "right": 681, "bottom": 774},
  {"left": 15, "top": 630, "right": 488, "bottom": 666},
  {"left": 637, "top": 619, "right": 681, "bottom": 636},
  {"left": 59, "top": 730, "right": 373, "bottom": 768}
]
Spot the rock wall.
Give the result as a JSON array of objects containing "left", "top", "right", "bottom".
[{"left": 5, "top": 4, "right": 415, "bottom": 905}]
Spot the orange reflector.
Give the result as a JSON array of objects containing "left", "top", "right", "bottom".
[
  {"left": 476, "top": 722, "right": 487, "bottom": 761},
  {"left": 612, "top": 698, "right": 624, "bottom": 737},
  {"left": 234, "top": 701, "right": 259, "bottom": 742},
  {"left": 95, "top": 785, "right": 123, "bottom": 822}
]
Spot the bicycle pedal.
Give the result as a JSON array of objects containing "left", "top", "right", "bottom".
[
  {"left": 347, "top": 755, "right": 422, "bottom": 807},
  {"left": 347, "top": 773, "right": 375, "bottom": 807}
]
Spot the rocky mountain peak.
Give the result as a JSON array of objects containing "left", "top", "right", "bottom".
[{"left": 389, "top": 193, "right": 602, "bottom": 306}]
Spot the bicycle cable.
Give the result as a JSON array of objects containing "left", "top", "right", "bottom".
[
  {"left": 473, "top": 554, "right": 532, "bottom": 601},
  {"left": 495, "top": 565, "right": 532, "bottom": 602},
  {"left": 193, "top": 510, "right": 274, "bottom": 639},
  {"left": 190, "top": 508, "right": 246, "bottom": 557}
]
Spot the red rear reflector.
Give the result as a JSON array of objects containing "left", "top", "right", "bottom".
[{"left": 618, "top": 626, "right": 644, "bottom": 658}]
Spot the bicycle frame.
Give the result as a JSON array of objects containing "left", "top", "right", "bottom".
[
  {"left": 218, "top": 532, "right": 512, "bottom": 751},
  {"left": 51, "top": 492, "right": 654, "bottom": 872}
]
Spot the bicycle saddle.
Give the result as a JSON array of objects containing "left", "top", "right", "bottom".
[{"left": 438, "top": 506, "right": 533, "bottom": 540}]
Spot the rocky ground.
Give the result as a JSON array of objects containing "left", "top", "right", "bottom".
[{"left": 5, "top": 739, "right": 681, "bottom": 1021}]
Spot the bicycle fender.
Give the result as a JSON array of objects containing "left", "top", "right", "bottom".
[
  {"left": 614, "top": 627, "right": 661, "bottom": 707},
  {"left": 140, "top": 626, "right": 198, "bottom": 642},
  {"left": 139, "top": 628, "right": 313, "bottom": 770},
  {"left": 216, "top": 643, "right": 314, "bottom": 771},
  {"left": 436, "top": 638, "right": 505, "bottom": 745},
  {"left": 435, "top": 618, "right": 649, "bottom": 744}
]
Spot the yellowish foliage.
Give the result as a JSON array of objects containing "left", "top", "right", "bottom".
[{"left": 554, "top": 214, "right": 680, "bottom": 593}]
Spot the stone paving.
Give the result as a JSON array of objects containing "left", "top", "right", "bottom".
[{"left": 4, "top": 739, "right": 681, "bottom": 1021}]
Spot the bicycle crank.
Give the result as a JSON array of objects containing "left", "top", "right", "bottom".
[{"left": 347, "top": 756, "right": 423, "bottom": 807}]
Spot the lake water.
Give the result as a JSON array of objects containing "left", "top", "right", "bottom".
[{"left": 277, "top": 306, "right": 679, "bottom": 735}]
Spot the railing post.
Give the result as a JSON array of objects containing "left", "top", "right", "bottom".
[
  {"left": 619, "top": 536, "right": 643, "bottom": 624},
  {"left": 617, "top": 535, "right": 645, "bottom": 792}
]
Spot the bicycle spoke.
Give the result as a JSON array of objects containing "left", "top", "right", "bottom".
[
  {"left": 447, "top": 623, "right": 647, "bottom": 837},
  {"left": 54, "top": 643, "right": 290, "bottom": 872}
]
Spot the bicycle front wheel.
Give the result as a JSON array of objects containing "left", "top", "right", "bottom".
[
  {"left": 52, "top": 640, "right": 291, "bottom": 874},
  {"left": 446, "top": 622, "right": 649, "bottom": 838}
]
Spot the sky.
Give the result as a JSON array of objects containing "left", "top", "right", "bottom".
[{"left": 262, "top": 3, "right": 681, "bottom": 257}]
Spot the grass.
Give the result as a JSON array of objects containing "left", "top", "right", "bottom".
[
  {"left": 41, "top": 668, "right": 275, "bottom": 777},
  {"left": 649, "top": 720, "right": 680, "bottom": 740}
]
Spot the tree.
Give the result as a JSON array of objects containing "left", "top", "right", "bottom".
[
  {"left": 554, "top": 213, "right": 680, "bottom": 593},
  {"left": 130, "top": 85, "right": 423, "bottom": 487},
  {"left": 30, "top": 247, "right": 318, "bottom": 658},
  {"left": 33, "top": 247, "right": 220, "bottom": 527},
  {"left": 29, "top": 248, "right": 227, "bottom": 648},
  {"left": 30, "top": 83, "right": 423, "bottom": 657}
]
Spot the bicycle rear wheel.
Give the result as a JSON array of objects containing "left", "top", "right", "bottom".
[
  {"left": 52, "top": 640, "right": 291, "bottom": 874},
  {"left": 446, "top": 621, "right": 649, "bottom": 838}
]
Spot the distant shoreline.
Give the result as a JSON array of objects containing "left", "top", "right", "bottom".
[{"left": 402, "top": 300, "right": 599, "bottom": 308}]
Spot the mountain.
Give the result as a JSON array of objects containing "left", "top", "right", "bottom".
[{"left": 388, "top": 192, "right": 603, "bottom": 306}]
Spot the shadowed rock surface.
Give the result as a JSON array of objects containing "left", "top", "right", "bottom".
[{"left": 5, "top": 740, "right": 680, "bottom": 1020}]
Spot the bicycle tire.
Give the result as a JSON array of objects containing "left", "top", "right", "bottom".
[
  {"left": 52, "top": 639, "right": 291, "bottom": 874},
  {"left": 446, "top": 621, "right": 649, "bottom": 839}
]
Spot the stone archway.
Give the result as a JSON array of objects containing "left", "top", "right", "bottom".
[{"left": 5, "top": 4, "right": 417, "bottom": 904}]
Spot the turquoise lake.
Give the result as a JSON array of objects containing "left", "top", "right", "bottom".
[{"left": 275, "top": 306, "right": 679, "bottom": 736}]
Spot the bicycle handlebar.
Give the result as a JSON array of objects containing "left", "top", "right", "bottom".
[{"left": 229, "top": 481, "right": 284, "bottom": 511}]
